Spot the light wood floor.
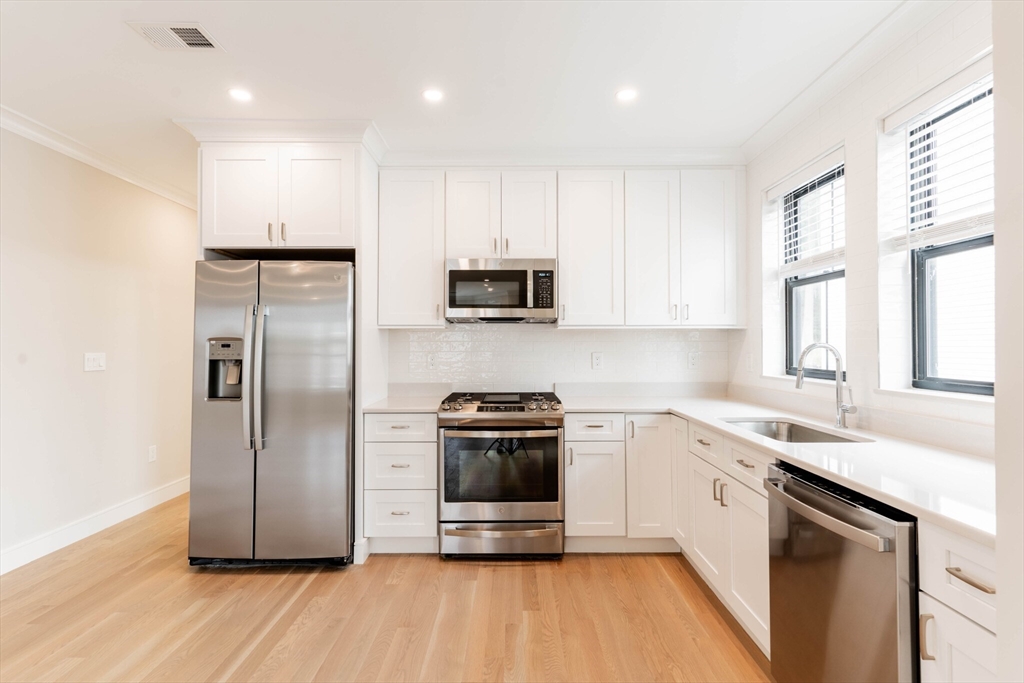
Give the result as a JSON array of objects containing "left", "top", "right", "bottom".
[{"left": 0, "top": 494, "right": 769, "bottom": 683}]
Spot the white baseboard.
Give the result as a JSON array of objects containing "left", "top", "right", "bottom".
[
  {"left": 352, "top": 537, "right": 370, "bottom": 564},
  {"left": 565, "top": 536, "right": 682, "bottom": 553},
  {"left": 0, "top": 476, "right": 190, "bottom": 575},
  {"left": 367, "top": 536, "right": 439, "bottom": 554}
]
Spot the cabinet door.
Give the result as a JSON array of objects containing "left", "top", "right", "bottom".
[
  {"left": 445, "top": 170, "right": 501, "bottom": 258},
  {"left": 919, "top": 592, "right": 997, "bottom": 683},
  {"left": 565, "top": 441, "right": 626, "bottom": 536},
  {"left": 378, "top": 170, "right": 446, "bottom": 327},
  {"left": 680, "top": 169, "right": 738, "bottom": 326},
  {"left": 557, "top": 170, "right": 625, "bottom": 326},
  {"left": 688, "top": 453, "right": 726, "bottom": 590},
  {"left": 625, "top": 171, "right": 681, "bottom": 326},
  {"left": 720, "top": 473, "right": 770, "bottom": 653},
  {"left": 671, "top": 415, "right": 691, "bottom": 552},
  {"left": 501, "top": 170, "right": 557, "bottom": 258},
  {"left": 200, "top": 143, "right": 278, "bottom": 248},
  {"left": 625, "top": 414, "right": 673, "bottom": 538},
  {"left": 278, "top": 143, "right": 355, "bottom": 247}
]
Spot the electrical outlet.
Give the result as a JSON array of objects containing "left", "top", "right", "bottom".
[
  {"left": 148, "top": 445, "right": 157, "bottom": 463},
  {"left": 688, "top": 352, "right": 699, "bottom": 369},
  {"left": 427, "top": 354, "right": 436, "bottom": 370},
  {"left": 591, "top": 352, "right": 603, "bottom": 370},
  {"left": 84, "top": 352, "right": 106, "bottom": 372},
  {"left": 746, "top": 353, "right": 754, "bottom": 372}
]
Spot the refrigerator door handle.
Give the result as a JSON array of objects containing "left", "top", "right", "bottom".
[
  {"left": 253, "top": 304, "right": 268, "bottom": 450},
  {"left": 241, "top": 305, "right": 256, "bottom": 449}
]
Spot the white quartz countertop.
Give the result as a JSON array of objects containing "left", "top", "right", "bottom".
[{"left": 363, "top": 394, "right": 996, "bottom": 546}]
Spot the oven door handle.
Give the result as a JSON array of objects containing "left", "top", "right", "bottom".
[
  {"left": 442, "top": 429, "right": 560, "bottom": 439},
  {"left": 444, "top": 527, "right": 560, "bottom": 539}
]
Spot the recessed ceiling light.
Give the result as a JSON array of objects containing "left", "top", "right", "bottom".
[
  {"left": 229, "top": 88, "right": 253, "bottom": 102},
  {"left": 616, "top": 89, "right": 638, "bottom": 103},
  {"left": 423, "top": 89, "right": 444, "bottom": 102}
]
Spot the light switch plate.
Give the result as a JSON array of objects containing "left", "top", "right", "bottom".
[{"left": 84, "top": 352, "right": 106, "bottom": 372}]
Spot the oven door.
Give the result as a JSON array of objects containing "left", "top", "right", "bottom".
[{"left": 440, "top": 428, "right": 564, "bottom": 522}]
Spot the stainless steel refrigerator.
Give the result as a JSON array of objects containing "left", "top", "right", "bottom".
[{"left": 188, "top": 260, "right": 354, "bottom": 565}]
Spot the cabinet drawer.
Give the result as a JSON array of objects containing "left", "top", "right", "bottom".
[
  {"left": 689, "top": 424, "right": 725, "bottom": 466},
  {"left": 919, "top": 592, "right": 997, "bottom": 682},
  {"left": 563, "top": 413, "right": 624, "bottom": 441},
  {"left": 919, "top": 521, "right": 996, "bottom": 632},
  {"left": 364, "top": 442, "right": 437, "bottom": 490},
  {"left": 725, "top": 439, "right": 772, "bottom": 496},
  {"left": 364, "top": 413, "right": 438, "bottom": 442},
  {"left": 364, "top": 490, "right": 438, "bottom": 537}
]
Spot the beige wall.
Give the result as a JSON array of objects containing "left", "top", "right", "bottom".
[{"left": 0, "top": 129, "right": 197, "bottom": 571}]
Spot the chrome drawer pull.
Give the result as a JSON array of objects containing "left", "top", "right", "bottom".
[
  {"left": 390, "top": 425, "right": 411, "bottom": 429},
  {"left": 736, "top": 459, "right": 755, "bottom": 469},
  {"left": 919, "top": 614, "right": 935, "bottom": 660},
  {"left": 697, "top": 438, "right": 711, "bottom": 446},
  {"left": 390, "top": 463, "right": 411, "bottom": 469},
  {"left": 945, "top": 566, "right": 996, "bottom": 594},
  {"left": 719, "top": 483, "right": 728, "bottom": 507},
  {"left": 584, "top": 424, "right": 604, "bottom": 429},
  {"left": 713, "top": 478, "right": 721, "bottom": 502},
  {"left": 390, "top": 511, "right": 411, "bottom": 516}
]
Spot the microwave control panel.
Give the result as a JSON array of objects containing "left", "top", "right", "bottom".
[{"left": 532, "top": 270, "right": 555, "bottom": 309}]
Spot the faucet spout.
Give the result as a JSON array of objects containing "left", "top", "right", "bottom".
[{"left": 794, "top": 343, "right": 856, "bottom": 428}]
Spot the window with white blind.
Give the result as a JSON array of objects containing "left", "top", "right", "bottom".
[
  {"left": 782, "top": 165, "right": 846, "bottom": 379},
  {"left": 900, "top": 75, "right": 994, "bottom": 395}
]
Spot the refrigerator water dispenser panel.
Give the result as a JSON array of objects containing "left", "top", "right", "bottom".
[{"left": 207, "top": 338, "right": 243, "bottom": 400}]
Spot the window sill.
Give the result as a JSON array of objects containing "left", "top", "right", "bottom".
[
  {"left": 873, "top": 386, "right": 995, "bottom": 405},
  {"left": 761, "top": 373, "right": 837, "bottom": 388}
]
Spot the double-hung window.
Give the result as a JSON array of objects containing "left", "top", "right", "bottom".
[
  {"left": 782, "top": 165, "right": 846, "bottom": 380},
  {"left": 904, "top": 76, "right": 994, "bottom": 395}
]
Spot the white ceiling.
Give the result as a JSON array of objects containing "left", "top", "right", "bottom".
[{"left": 0, "top": 0, "right": 903, "bottom": 201}]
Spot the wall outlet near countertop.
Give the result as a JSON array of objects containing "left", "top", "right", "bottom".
[
  {"left": 591, "top": 352, "right": 603, "bottom": 370},
  {"left": 84, "top": 352, "right": 106, "bottom": 372},
  {"left": 688, "top": 352, "right": 699, "bottom": 369},
  {"left": 148, "top": 445, "right": 157, "bottom": 463}
]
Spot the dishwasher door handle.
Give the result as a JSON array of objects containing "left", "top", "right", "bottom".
[{"left": 764, "top": 478, "right": 891, "bottom": 552}]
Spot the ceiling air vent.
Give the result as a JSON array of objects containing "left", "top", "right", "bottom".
[{"left": 127, "top": 22, "right": 222, "bottom": 51}]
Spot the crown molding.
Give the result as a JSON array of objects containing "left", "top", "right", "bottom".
[
  {"left": 1, "top": 106, "right": 197, "bottom": 210},
  {"left": 174, "top": 118, "right": 390, "bottom": 162},
  {"left": 378, "top": 147, "right": 746, "bottom": 168},
  {"left": 740, "top": 0, "right": 956, "bottom": 164}
]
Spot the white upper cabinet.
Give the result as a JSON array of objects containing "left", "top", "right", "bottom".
[
  {"left": 201, "top": 143, "right": 279, "bottom": 248},
  {"left": 625, "top": 414, "right": 674, "bottom": 538},
  {"left": 557, "top": 170, "right": 625, "bottom": 326},
  {"left": 680, "top": 169, "right": 739, "bottom": 326},
  {"left": 501, "top": 171, "right": 557, "bottom": 258},
  {"left": 378, "top": 170, "right": 446, "bottom": 327},
  {"left": 278, "top": 144, "right": 355, "bottom": 247},
  {"left": 625, "top": 171, "right": 681, "bottom": 326},
  {"left": 445, "top": 170, "right": 501, "bottom": 259},
  {"left": 564, "top": 441, "right": 626, "bottom": 537}
]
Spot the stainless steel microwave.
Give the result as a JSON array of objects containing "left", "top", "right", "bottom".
[{"left": 445, "top": 259, "right": 557, "bottom": 323}]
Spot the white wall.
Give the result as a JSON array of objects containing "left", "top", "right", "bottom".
[
  {"left": 993, "top": 0, "right": 1024, "bottom": 678},
  {"left": 729, "top": 0, "right": 996, "bottom": 457},
  {"left": 0, "top": 129, "right": 197, "bottom": 572},
  {"left": 388, "top": 327, "right": 730, "bottom": 391}
]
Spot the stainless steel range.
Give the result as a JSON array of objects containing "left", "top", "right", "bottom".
[{"left": 438, "top": 392, "right": 564, "bottom": 556}]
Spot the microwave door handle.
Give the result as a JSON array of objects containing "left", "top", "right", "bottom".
[
  {"left": 253, "top": 305, "right": 268, "bottom": 450},
  {"left": 241, "top": 305, "right": 255, "bottom": 449}
]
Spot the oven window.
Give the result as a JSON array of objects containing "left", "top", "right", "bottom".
[
  {"left": 449, "top": 271, "right": 527, "bottom": 309},
  {"left": 443, "top": 432, "right": 559, "bottom": 503}
]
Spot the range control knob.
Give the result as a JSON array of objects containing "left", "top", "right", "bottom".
[
  {"left": 550, "top": 402, "right": 561, "bottom": 411},
  {"left": 528, "top": 402, "right": 537, "bottom": 410},
  {"left": 540, "top": 403, "right": 550, "bottom": 411},
  {"left": 454, "top": 403, "right": 463, "bottom": 411},
  {"left": 441, "top": 402, "right": 451, "bottom": 411}
]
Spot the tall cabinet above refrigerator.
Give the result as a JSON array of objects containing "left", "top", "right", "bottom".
[{"left": 189, "top": 260, "right": 354, "bottom": 565}]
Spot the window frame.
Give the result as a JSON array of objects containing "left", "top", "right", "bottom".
[
  {"left": 911, "top": 233, "right": 994, "bottom": 396},
  {"left": 785, "top": 269, "right": 846, "bottom": 381}
]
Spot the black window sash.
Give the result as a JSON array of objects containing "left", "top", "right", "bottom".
[{"left": 785, "top": 269, "right": 846, "bottom": 381}]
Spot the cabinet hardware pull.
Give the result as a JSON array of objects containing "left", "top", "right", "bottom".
[
  {"left": 629, "top": 421, "right": 635, "bottom": 438},
  {"left": 390, "top": 511, "right": 411, "bottom": 516},
  {"left": 673, "top": 304, "right": 678, "bottom": 320},
  {"left": 281, "top": 222, "right": 287, "bottom": 241},
  {"left": 390, "top": 463, "right": 411, "bottom": 469},
  {"left": 505, "top": 237, "right": 509, "bottom": 254},
  {"left": 390, "top": 425, "right": 410, "bottom": 430},
  {"left": 945, "top": 566, "right": 996, "bottom": 594},
  {"left": 719, "top": 483, "right": 728, "bottom": 507},
  {"left": 584, "top": 424, "right": 603, "bottom": 429},
  {"left": 919, "top": 614, "right": 935, "bottom": 660},
  {"left": 267, "top": 222, "right": 273, "bottom": 241},
  {"left": 713, "top": 478, "right": 721, "bottom": 501},
  {"left": 569, "top": 447, "right": 573, "bottom": 466},
  {"left": 493, "top": 237, "right": 498, "bottom": 254},
  {"left": 736, "top": 459, "right": 755, "bottom": 469},
  {"left": 697, "top": 438, "right": 711, "bottom": 446},
  {"left": 684, "top": 304, "right": 689, "bottom": 320}
]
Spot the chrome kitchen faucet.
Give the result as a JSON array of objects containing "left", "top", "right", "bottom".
[{"left": 795, "top": 342, "right": 857, "bottom": 428}]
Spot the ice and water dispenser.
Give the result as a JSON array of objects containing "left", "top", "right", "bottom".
[{"left": 207, "top": 338, "right": 244, "bottom": 400}]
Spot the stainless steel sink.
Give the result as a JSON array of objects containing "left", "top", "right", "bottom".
[{"left": 724, "top": 419, "right": 863, "bottom": 443}]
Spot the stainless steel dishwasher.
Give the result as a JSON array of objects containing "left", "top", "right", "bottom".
[{"left": 765, "top": 462, "right": 918, "bottom": 683}]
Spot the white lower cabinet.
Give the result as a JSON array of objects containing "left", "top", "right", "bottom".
[
  {"left": 625, "top": 414, "right": 673, "bottom": 538},
  {"left": 564, "top": 441, "right": 626, "bottom": 536},
  {"left": 363, "top": 490, "right": 438, "bottom": 537},
  {"left": 670, "top": 416, "right": 691, "bottom": 552},
  {"left": 919, "top": 592, "right": 997, "bottom": 682},
  {"left": 688, "top": 453, "right": 728, "bottom": 586}
]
